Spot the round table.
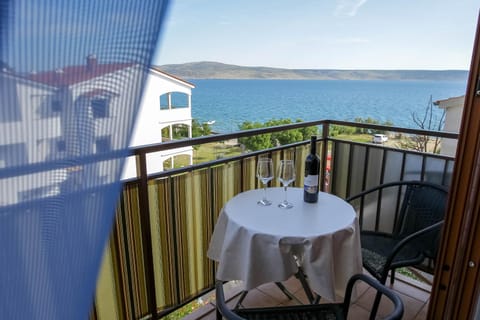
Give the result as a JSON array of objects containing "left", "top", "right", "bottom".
[{"left": 207, "top": 187, "right": 363, "bottom": 302}]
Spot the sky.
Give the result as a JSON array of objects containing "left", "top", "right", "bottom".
[
  {"left": 3, "top": 0, "right": 169, "bottom": 72},
  {"left": 153, "top": 0, "right": 479, "bottom": 70}
]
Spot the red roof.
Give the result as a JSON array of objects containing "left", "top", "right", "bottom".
[
  {"left": 29, "top": 62, "right": 134, "bottom": 86},
  {"left": 151, "top": 67, "right": 195, "bottom": 88}
]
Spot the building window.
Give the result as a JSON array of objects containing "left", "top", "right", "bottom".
[
  {"left": 159, "top": 92, "right": 188, "bottom": 110},
  {"left": 171, "top": 92, "right": 188, "bottom": 108},
  {"left": 159, "top": 93, "right": 169, "bottom": 110},
  {"left": 95, "top": 136, "right": 111, "bottom": 153},
  {"left": 91, "top": 98, "right": 109, "bottom": 118}
]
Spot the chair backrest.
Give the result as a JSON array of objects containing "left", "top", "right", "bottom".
[
  {"left": 215, "top": 273, "right": 404, "bottom": 320},
  {"left": 394, "top": 182, "right": 448, "bottom": 259}
]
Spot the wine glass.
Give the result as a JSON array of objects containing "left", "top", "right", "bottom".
[
  {"left": 277, "top": 160, "right": 296, "bottom": 209},
  {"left": 256, "top": 158, "right": 274, "bottom": 206}
]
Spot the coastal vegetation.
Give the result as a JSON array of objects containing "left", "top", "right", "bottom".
[
  {"left": 329, "top": 117, "right": 393, "bottom": 137},
  {"left": 238, "top": 119, "right": 318, "bottom": 152},
  {"left": 168, "top": 115, "right": 443, "bottom": 169}
]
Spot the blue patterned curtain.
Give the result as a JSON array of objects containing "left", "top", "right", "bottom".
[{"left": 0, "top": 0, "right": 170, "bottom": 318}]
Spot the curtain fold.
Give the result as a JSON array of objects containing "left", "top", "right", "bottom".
[{"left": 0, "top": 1, "right": 170, "bottom": 318}]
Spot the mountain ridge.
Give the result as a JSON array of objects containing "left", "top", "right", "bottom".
[{"left": 157, "top": 61, "right": 469, "bottom": 81}]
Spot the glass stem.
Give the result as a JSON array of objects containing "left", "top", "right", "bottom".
[
  {"left": 263, "top": 185, "right": 268, "bottom": 201},
  {"left": 284, "top": 185, "right": 288, "bottom": 202}
]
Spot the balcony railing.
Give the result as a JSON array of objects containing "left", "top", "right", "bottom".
[{"left": 91, "top": 120, "right": 457, "bottom": 320}]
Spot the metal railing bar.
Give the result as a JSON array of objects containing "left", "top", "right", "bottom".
[
  {"left": 346, "top": 143, "right": 354, "bottom": 199},
  {"left": 380, "top": 148, "right": 387, "bottom": 185},
  {"left": 136, "top": 153, "right": 158, "bottom": 319},
  {"left": 325, "top": 119, "right": 459, "bottom": 139},
  {"left": 442, "top": 160, "right": 450, "bottom": 186},
  {"left": 372, "top": 148, "right": 383, "bottom": 232},
  {"left": 329, "top": 140, "right": 336, "bottom": 193},
  {"left": 362, "top": 145, "right": 370, "bottom": 193},
  {"left": 133, "top": 120, "right": 326, "bottom": 154},
  {"left": 129, "top": 139, "right": 320, "bottom": 182},
  {"left": 421, "top": 155, "right": 427, "bottom": 181},
  {"left": 0, "top": 120, "right": 457, "bottom": 180},
  {"left": 320, "top": 123, "right": 329, "bottom": 192},
  {"left": 328, "top": 137, "right": 455, "bottom": 161},
  {"left": 393, "top": 153, "right": 409, "bottom": 231},
  {"left": 132, "top": 119, "right": 458, "bottom": 156}
]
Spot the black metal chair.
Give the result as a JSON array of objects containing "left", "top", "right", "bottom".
[
  {"left": 215, "top": 273, "right": 403, "bottom": 320},
  {"left": 346, "top": 180, "right": 448, "bottom": 319}
]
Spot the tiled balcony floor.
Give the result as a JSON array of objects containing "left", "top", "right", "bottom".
[{"left": 185, "top": 271, "right": 431, "bottom": 320}]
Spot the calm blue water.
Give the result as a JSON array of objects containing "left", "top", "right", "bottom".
[{"left": 189, "top": 79, "right": 467, "bottom": 133}]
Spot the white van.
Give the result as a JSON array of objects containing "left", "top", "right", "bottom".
[{"left": 372, "top": 134, "right": 388, "bottom": 144}]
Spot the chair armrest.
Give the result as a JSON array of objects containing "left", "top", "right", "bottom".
[
  {"left": 344, "top": 274, "right": 404, "bottom": 320},
  {"left": 385, "top": 220, "right": 444, "bottom": 270},
  {"left": 215, "top": 281, "right": 246, "bottom": 320}
]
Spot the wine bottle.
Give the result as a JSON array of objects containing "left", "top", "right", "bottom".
[{"left": 304, "top": 135, "right": 320, "bottom": 203}]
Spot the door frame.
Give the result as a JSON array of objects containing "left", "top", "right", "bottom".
[{"left": 429, "top": 12, "right": 480, "bottom": 319}]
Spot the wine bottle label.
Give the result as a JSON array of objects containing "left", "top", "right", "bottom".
[{"left": 304, "top": 175, "right": 319, "bottom": 194}]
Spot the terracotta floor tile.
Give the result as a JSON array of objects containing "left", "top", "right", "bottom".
[
  {"left": 237, "top": 288, "right": 280, "bottom": 308},
  {"left": 256, "top": 282, "right": 298, "bottom": 304},
  {"left": 413, "top": 301, "right": 429, "bottom": 320},
  {"left": 355, "top": 286, "right": 425, "bottom": 320},
  {"left": 347, "top": 303, "right": 371, "bottom": 320},
  {"left": 282, "top": 275, "right": 304, "bottom": 292},
  {"left": 195, "top": 276, "right": 432, "bottom": 320},
  {"left": 389, "top": 279, "right": 431, "bottom": 303}
]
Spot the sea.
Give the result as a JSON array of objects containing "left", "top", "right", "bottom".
[{"left": 188, "top": 79, "right": 467, "bottom": 133}]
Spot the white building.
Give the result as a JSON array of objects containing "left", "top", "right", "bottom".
[
  {"left": 434, "top": 95, "right": 465, "bottom": 156},
  {"left": 0, "top": 55, "right": 194, "bottom": 204},
  {"left": 122, "top": 68, "right": 195, "bottom": 179}
]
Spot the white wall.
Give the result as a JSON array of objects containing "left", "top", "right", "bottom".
[
  {"left": 436, "top": 96, "right": 464, "bottom": 157},
  {"left": 122, "top": 69, "right": 194, "bottom": 180}
]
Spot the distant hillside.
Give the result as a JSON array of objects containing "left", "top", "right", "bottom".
[{"left": 157, "top": 61, "right": 469, "bottom": 81}]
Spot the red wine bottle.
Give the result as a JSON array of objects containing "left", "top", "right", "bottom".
[{"left": 304, "top": 136, "right": 320, "bottom": 203}]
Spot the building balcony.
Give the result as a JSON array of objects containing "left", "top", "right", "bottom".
[{"left": 91, "top": 120, "right": 457, "bottom": 320}]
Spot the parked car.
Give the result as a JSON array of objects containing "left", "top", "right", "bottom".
[{"left": 372, "top": 134, "right": 388, "bottom": 144}]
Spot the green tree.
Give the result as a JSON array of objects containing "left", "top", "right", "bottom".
[
  {"left": 238, "top": 121, "right": 273, "bottom": 151},
  {"left": 191, "top": 119, "right": 212, "bottom": 137},
  {"left": 329, "top": 124, "right": 355, "bottom": 137},
  {"left": 295, "top": 119, "right": 318, "bottom": 140},
  {"left": 266, "top": 119, "right": 303, "bottom": 146},
  {"left": 353, "top": 117, "right": 393, "bottom": 134},
  {"left": 238, "top": 119, "right": 318, "bottom": 151}
]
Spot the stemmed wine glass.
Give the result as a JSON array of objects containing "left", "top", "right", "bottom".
[
  {"left": 277, "top": 160, "right": 296, "bottom": 209},
  {"left": 256, "top": 158, "right": 274, "bottom": 206}
]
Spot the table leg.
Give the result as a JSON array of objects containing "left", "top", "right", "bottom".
[{"left": 295, "top": 267, "right": 320, "bottom": 304}]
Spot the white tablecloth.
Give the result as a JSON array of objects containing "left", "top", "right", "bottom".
[{"left": 207, "top": 187, "right": 363, "bottom": 301}]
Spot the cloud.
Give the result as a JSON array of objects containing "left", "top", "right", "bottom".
[{"left": 334, "top": 0, "right": 367, "bottom": 17}]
